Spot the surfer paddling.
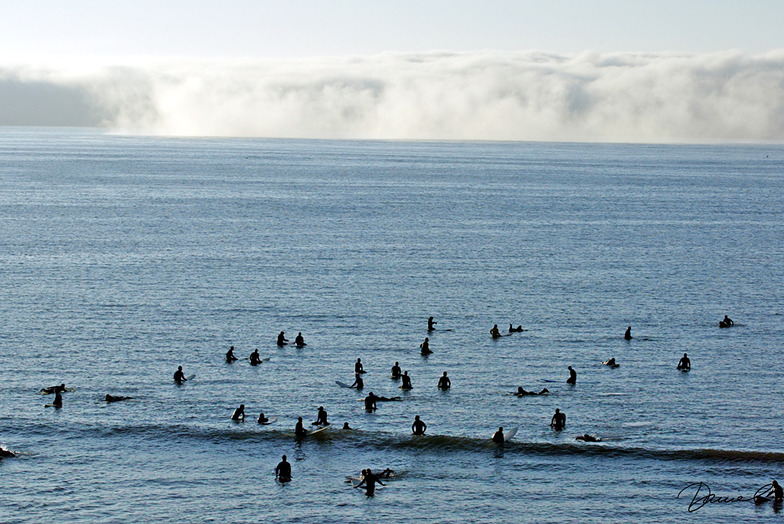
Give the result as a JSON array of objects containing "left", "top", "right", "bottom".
[
  {"left": 105, "top": 394, "right": 132, "bottom": 402},
  {"left": 509, "top": 324, "right": 524, "bottom": 333},
  {"left": 513, "top": 387, "right": 549, "bottom": 396},
  {"left": 40, "top": 383, "right": 67, "bottom": 394}
]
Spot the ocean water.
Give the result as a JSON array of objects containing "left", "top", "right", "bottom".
[{"left": 1, "top": 128, "right": 783, "bottom": 523}]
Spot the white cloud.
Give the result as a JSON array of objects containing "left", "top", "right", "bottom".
[{"left": 1, "top": 50, "right": 783, "bottom": 142}]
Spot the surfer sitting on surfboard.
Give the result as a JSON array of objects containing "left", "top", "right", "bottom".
[
  {"left": 277, "top": 331, "right": 288, "bottom": 346},
  {"left": 401, "top": 371, "right": 413, "bottom": 390},
  {"left": 391, "top": 361, "right": 401, "bottom": 379},
  {"left": 354, "top": 358, "right": 365, "bottom": 374},
  {"left": 428, "top": 316, "right": 437, "bottom": 331},
  {"left": 420, "top": 337, "right": 432, "bottom": 356},
  {"left": 490, "top": 324, "right": 501, "bottom": 339},
  {"left": 624, "top": 326, "right": 632, "bottom": 340},
  {"left": 249, "top": 349, "right": 261, "bottom": 365},
  {"left": 174, "top": 366, "right": 187, "bottom": 384},
  {"left": 232, "top": 404, "right": 245, "bottom": 421},
  {"left": 294, "top": 332, "right": 306, "bottom": 346},
  {"left": 677, "top": 353, "right": 691, "bottom": 371},
  {"left": 226, "top": 346, "right": 237, "bottom": 362},
  {"left": 313, "top": 406, "right": 329, "bottom": 426},
  {"left": 412, "top": 415, "right": 427, "bottom": 435},
  {"left": 719, "top": 315, "right": 734, "bottom": 328},
  {"left": 257, "top": 412, "right": 269, "bottom": 424},
  {"left": 437, "top": 371, "right": 451, "bottom": 389},
  {"left": 567, "top": 366, "right": 577, "bottom": 385}
]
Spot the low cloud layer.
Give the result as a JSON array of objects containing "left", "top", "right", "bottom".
[{"left": 2, "top": 50, "right": 783, "bottom": 142}]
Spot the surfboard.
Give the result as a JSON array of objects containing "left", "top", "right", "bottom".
[
  {"left": 540, "top": 379, "right": 558, "bottom": 383},
  {"left": 309, "top": 425, "right": 330, "bottom": 436},
  {"left": 336, "top": 380, "right": 353, "bottom": 388},
  {"left": 504, "top": 426, "right": 519, "bottom": 441},
  {"left": 259, "top": 416, "right": 278, "bottom": 425},
  {"left": 44, "top": 404, "right": 62, "bottom": 408}
]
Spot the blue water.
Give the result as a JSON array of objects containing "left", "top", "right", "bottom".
[{"left": 1, "top": 128, "right": 784, "bottom": 522}]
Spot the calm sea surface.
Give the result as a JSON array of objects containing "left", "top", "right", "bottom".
[{"left": 1, "top": 128, "right": 783, "bottom": 523}]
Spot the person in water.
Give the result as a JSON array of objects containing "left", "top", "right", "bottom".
[
  {"left": 576, "top": 434, "right": 601, "bottom": 442},
  {"left": 257, "top": 412, "right": 269, "bottom": 424},
  {"left": 294, "top": 332, "right": 306, "bottom": 346},
  {"left": 356, "top": 468, "right": 385, "bottom": 496},
  {"left": 437, "top": 371, "right": 451, "bottom": 390},
  {"left": 350, "top": 373, "right": 364, "bottom": 390},
  {"left": 295, "top": 417, "right": 307, "bottom": 438},
  {"left": 249, "top": 349, "right": 261, "bottom": 365},
  {"left": 720, "top": 315, "right": 734, "bottom": 327},
  {"left": 0, "top": 446, "right": 16, "bottom": 458},
  {"left": 226, "top": 346, "right": 237, "bottom": 362},
  {"left": 275, "top": 455, "right": 292, "bottom": 482},
  {"left": 354, "top": 358, "right": 365, "bottom": 374},
  {"left": 420, "top": 337, "right": 432, "bottom": 356},
  {"left": 490, "top": 324, "right": 501, "bottom": 339},
  {"left": 492, "top": 427, "right": 505, "bottom": 444},
  {"left": 567, "top": 366, "right": 577, "bottom": 385},
  {"left": 768, "top": 480, "right": 783, "bottom": 502},
  {"left": 677, "top": 353, "right": 691, "bottom": 370},
  {"left": 277, "top": 331, "right": 288, "bottom": 346},
  {"left": 428, "top": 316, "right": 437, "bottom": 331},
  {"left": 509, "top": 324, "right": 524, "bottom": 333},
  {"left": 514, "top": 387, "right": 549, "bottom": 396},
  {"left": 342, "top": 422, "right": 352, "bottom": 430},
  {"left": 40, "top": 383, "right": 67, "bottom": 394},
  {"left": 603, "top": 358, "right": 619, "bottom": 368},
  {"left": 401, "top": 371, "right": 413, "bottom": 390},
  {"left": 174, "top": 366, "right": 186, "bottom": 384},
  {"left": 391, "top": 361, "right": 401, "bottom": 379},
  {"left": 51, "top": 391, "right": 63, "bottom": 408},
  {"left": 364, "top": 393, "right": 378, "bottom": 412},
  {"left": 550, "top": 408, "right": 566, "bottom": 430},
  {"left": 105, "top": 394, "right": 132, "bottom": 402},
  {"left": 412, "top": 415, "right": 427, "bottom": 435},
  {"left": 314, "top": 406, "right": 329, "bottom": 426},
  {"left": 624, "top": 326, "right": 632, "bottom": 340},
  {"left": 232, "top": 404, "right": 246, "bottom": 421}
]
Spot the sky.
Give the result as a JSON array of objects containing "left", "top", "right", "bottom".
[{"left": 1, "top": 0, "right": 783, "bottom": 141}]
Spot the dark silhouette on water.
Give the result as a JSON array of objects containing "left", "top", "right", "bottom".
[
  {"left": 391, "top": 361, "right": 401, "bottom": 379},
  {"left": 232, "top": 404, "right": 245, "bottom": 421},
  {"left": 356, "top": 468, "right": 385, "bottom": 496},
  {"left": 412, "top": 415, "right": 427, "bottom": 435},
  {"left": 277, "top": 331, "right": 288, "bottom": 346},
  {"left": 428, "top": 316, "right": 437, "bottom": 331},
  {"left": 492, "top": 427, "right": 505, "bottom": 444},
  {"left": 550, "top": 408, "right": 566, "bottom": 430},
  {"left": 226, "top": 346, "right": 237, "bottom": 362},
  {"left": 257, "top": 412, "right": 269, "bottom": 424},
  {"left": 567, "top": 366, "right": 577, "bottom": 385},
  {"left": 677, "top": 353, "right": 691, "bottom": 371},
  {"left": 437, "top": 371, "right": 451, "bottom": 390},
  {"left": 514, "top": 387, "right": 549, "bottom": 396},
  {"left": 509, "top": 324, "right": 524, "bottom": 332},
  {"left": 719, "top": 315, "right": 734, "bottom": 328},
  {"left": 401, "top": 371, "right": 413, "bottom": 390},
  {"left": 576, "top": 434, "right": 601, "bottom": 442},
  {"left": 174, "top": 366, "right": 186, "bottom": 384},
  {"left": 40, "top": 383, "right": 67, "bottom": 394},
  {"left": 275, "top": 455, "right": 291, "bottom": 482},
  {"left": 354, "top": 358, "right": 365, "bottom": 374},
  {"left": 420, "top": 337, "right": 432, "bottom": 356},
  {"left": 624, "top": 326, "right": 632, "bottom": 340},
  {"left": 294, "top": 332, "right": 306, "bottom": 346},
  {"left": 249, "top": 349, "right": 261, "bottom": 365},
  {"left": 350, "top": 373, "right": 364, "bottom": 390},
  {"left": 314, "top": 406, "right": 329, "bottom": 426},
  {"left": 490, "top": 324, "right": 501, "bottom": 339},
  {"left": 105, "top": 394, "right": 132, "bottom": 402},
  {"left": 295, "top": 417, "right": 307, "bottom": 439}
]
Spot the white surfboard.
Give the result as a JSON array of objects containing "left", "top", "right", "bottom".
[
  {"left": 504, "top": 426, "right": 519, "bottom": 441},
  {"left": 335, "top": 380, "right": 353, "bottom": 388},
  {"left": 259, "top": 416, "right": 278, "bottom": 425},
  {"left": 309, "top": 425, "right": 330, "bottom": 436}
]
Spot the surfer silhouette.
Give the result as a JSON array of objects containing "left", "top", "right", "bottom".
[
  {"left": 428, "top": 316, "right": 437, "bottom": 331},
  {"left": 567, "top": 366, "right": 577, "bottom": 385},
  {"left": 492, "top": 427, "right": 505, "bottom": 444},
  {"left": 677, "top": 353, "right": 691, "bottom": 370},
  {"left": 275, "top": 455, "right": 291, "bottom": 482},
  {"left": 437, "top": 371, "right": 451, "bottom": 389},
  {"left": 550, "top": 408, "right": 566, "bottom": 430},
  {"left": 232, "top": 404, "right": 245, "bottom": 421},
  {"left": 412, "top": 415, "right": 427, "bottom": 435},
  {"left": 226, "top": 346, "right": 237, "bottom": 362},
  {"left": 174, "top": 366, "right": 186, "bottom": 384},
  {"left": 624, "top": 326, "right": 632, "bottom": 340}
]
